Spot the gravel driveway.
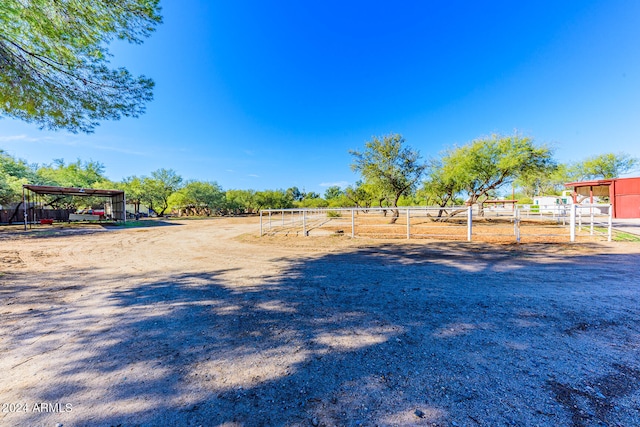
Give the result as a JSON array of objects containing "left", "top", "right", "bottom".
[{"left": 1, "top": 218, "right": 639, "bottom": 426}]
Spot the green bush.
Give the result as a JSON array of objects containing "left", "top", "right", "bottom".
[
  {"left": 517, "top": 197, "right": 534, "bottom": 205},
  {"left": 327, "top": 210, "right": 342, "bottom": 218}
]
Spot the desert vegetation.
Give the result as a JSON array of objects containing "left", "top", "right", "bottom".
[{"left": 1, "top": 138, "right": 637, "bottom": 223}]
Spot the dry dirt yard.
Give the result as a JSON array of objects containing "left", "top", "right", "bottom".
[{"left": 1, "top": 217, "right": 639, "bottom": 427}]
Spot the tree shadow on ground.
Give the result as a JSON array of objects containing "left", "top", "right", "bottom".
[{"left": 2, "top": 243, "right": 640, "bottom": 426}]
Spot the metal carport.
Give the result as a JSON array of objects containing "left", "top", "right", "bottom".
[{"left": 22, "top": 185, "right": 126, "bottom": 229}]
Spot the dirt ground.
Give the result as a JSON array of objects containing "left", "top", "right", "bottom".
[
  {"left": 262, "top": 213, "right": 606, "bottom": 243},
  {"left": 1, "top": 217, "right": 639, "bottom": 427}
]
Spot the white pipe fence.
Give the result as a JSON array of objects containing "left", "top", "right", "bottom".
[{"left": 260, "top": 204, "right": 612, "bottom": 242}]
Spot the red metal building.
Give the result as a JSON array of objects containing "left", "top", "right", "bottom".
[{"left": 565, "top": 177, "right": 640, "bottom": 218}]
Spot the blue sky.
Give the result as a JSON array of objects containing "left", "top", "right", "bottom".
[{"left": 1, "top": 1, "right": 640, "bottom": 193}]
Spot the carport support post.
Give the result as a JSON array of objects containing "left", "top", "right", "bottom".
[
  {"left": 22, "top": 186, "right": 27, "bottom": 231},
  {"left": 351, "top": 208, "right": 355, "bottom": 238},
  {"left": 570, "top": 204, "right": 576, "bottom": 242},
  {"left": 467, "top": 205, "right": 473, "bottom": 241}
]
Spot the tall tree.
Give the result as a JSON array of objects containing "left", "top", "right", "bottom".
[
  {"left": 350, "top": 133, "right": 426, "bottom": 223},
  {"left": 0, "top": 0, "right": 161, "bottom": 133},
  {"left": 323, "top": 185, "right": 344, "bottom": 200},
  {"left": 576, "top": 152, "right": 639, "bottom": 180},
  {"left": 37, "top": 159, "right": 106, "bottom": 188},
  {"left": 344, "top": 180, "right": 375, "bottom": 209},
  {"left": 225, "top": 189, "right": 257, "bottom": 214},
  {"left": 0, "top": 149, "right": 37, "bottom": 205},
  {"left": 514, "top": 163, "right": 568, "bottom": 198},
  {"left": 439, "top": 134, "right": 554, "bottom": 215},
  {"left": 170, "top": 181, "right": 225, "bottom": 216},
  {"left": 118, "top": 176, "right": 145, "bottom": 215},
  {"left": 286, "top": 187, "right": 304, "bottom": 202},
  {"left": 420, "top": 158, "right": 463, "bottom": 216},
  {"left": 141, "top": 168, "right": 182, "bottom": 216},
  {"left": 254, "top": 190, "right": 294, "bottom": 210}
]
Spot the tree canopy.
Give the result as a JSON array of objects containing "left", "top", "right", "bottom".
[
  {"left": 0, "top": 0, "right": 161, "bottom": 133},
  {"left": 437, "top": 134, "right": 554, "bottom": 214},
  {"left": 0, "top": 149, "right": 36, "bottom": 205},
  {"left": 574, "top": 152, "right": 639, "bottom": 180},
  {"left": 350, "top": 134, "right": 426, "bottom": 222},
  {"left": 141, "top": 168, "right": 182, "bottom": 216},
  {"left": 37, "top": 158, "right": 107, "bottom": 188},
  {"left": 169, "top": 181, "right": 225, "bottom": 216}
]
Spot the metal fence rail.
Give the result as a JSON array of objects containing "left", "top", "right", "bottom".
[{"left": 260, "top": 204, "right": 612, "bottom": 243}]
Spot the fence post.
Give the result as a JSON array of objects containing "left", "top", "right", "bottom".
[
  {"left": 578, "top": 207, "right": 582, "bottom": 231},
  {"left": 570, "top": 204, "right": 576, "bottom": 242},
  {"left": 467, "top": 205, "right": 473, "bottom": 241},
  {"left": 608, "top": 204, "right": 612, "bottom": 242},
  {"left": 259, "top": 210, "right": 263, "bottom": 236},
  {"left": 406, "top": 208, "right": 410, "bottom": 239},
  {"left": 268, "top": 210, "right": 272, "bottom": 229},
  {"left": 282, "top": 210, "right": 285, "bottom": 226},
  {"left": 514, "top": 207, "right": 520, "bottom": 243},
  {"left": 303, "top": 209, "right": 307, "bottom": 236},
  {"left": 351, "top": 208, "right": 355, "bottom": 238}
]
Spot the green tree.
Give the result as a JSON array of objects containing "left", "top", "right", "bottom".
[
  {"left": 117, "top": 176, "right": 145, "bottom": 214},
  {"left": 420, "top": 158, "right": 462, "bottom": 212},
  {"left": 286, "top": 187, "right": 304, "bottom": 202},
  {"left": 323, "top": 185, "right": 344, "bottom": 200},
  {"left": 37, "top": 159, "right": 106, "bottom": 188},
  {"left": 0, "top": 0, "right": 161, "bottom": 133},
  {"left": 297, "top": 197, "right": 329, "bottom": 208},
  {"left": 141, "top": 168, "right": 182, "bottom": 216},
  {"left": 344, "top": 180, "right": 376, "bottom": 209},
  {"left": 0, "top": 149, "right": 37, "bottom": 205},
  {"left": 350, "top": 133, "right": 426, "bottom": 223},
  {"left": 514, "top": 163, "right": 568, "bottom": 198},
  {"left": 576, "top": 152, "right": 639, "bottom": 180},
  {"left": 254, "top": 190, "right": 294, "bottom": 210},
  {"left": 439, "top": 134, "right": 554, "bottom": 215},
  {"left": 170, "top": 181, "right": 225, "bottom": 216},
  {"left": 225, "top": 189, "right": 257, "bottom": 214}
]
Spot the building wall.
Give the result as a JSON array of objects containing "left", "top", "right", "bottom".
[{"left": 613, "top": 177, "right": 640, "bottom": 218}]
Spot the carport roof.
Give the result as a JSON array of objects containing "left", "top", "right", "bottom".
[
  {"left": 23, "top": 185, "right": 124, "bottom": 197},
  {"left": 564, "top": 179, "right": 614, "bottom": 188}
]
